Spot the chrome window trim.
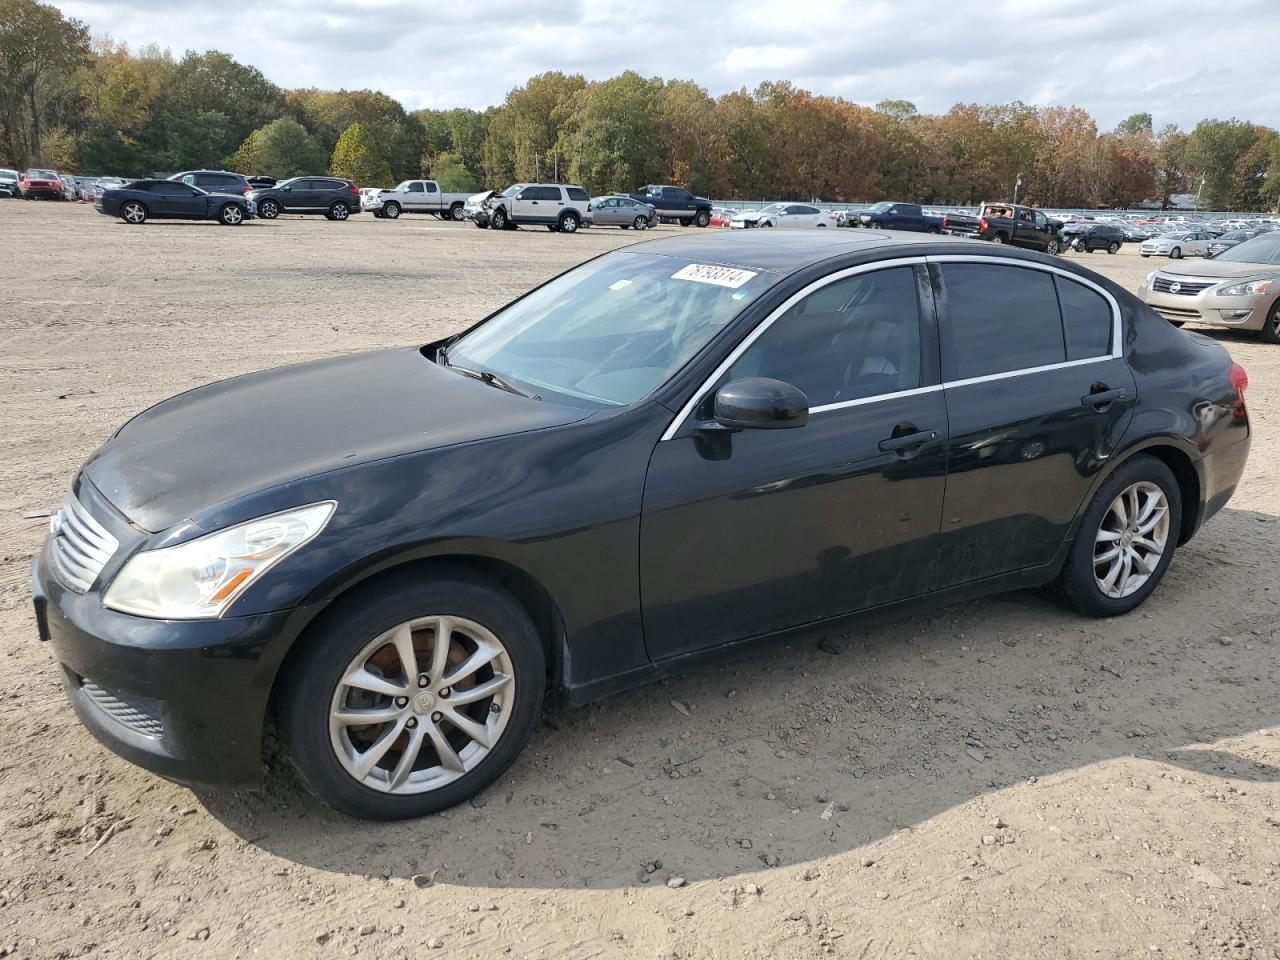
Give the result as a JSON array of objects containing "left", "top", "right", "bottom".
[{"left": 658, "top": 254, "right": 1125, "bottom": 442}]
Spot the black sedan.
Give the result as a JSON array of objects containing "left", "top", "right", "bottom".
[
  {"left": 33, "top": 232, "right": 1251, "bottom": 819},
  {"left": 94, "top": 179, "right": 252, "bottom": 225}
]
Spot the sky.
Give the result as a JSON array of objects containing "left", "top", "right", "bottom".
[{"left": 57, "top": 0, "right": 1278, "bottom": 129}]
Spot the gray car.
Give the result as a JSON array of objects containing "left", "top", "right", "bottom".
[
  {"left": 1139, "top": 231, "right": 1280, "bottom": 342},
  {"left": 590, "top": 195, "right": 654, "bottom": 229}
]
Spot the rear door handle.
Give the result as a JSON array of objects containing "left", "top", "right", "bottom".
[
  {"left": 1082, "top": 387, "right": 1129, "bottom": 410},
  {"left": 879, "top": 429, "right": 938, "bottom": 452}
]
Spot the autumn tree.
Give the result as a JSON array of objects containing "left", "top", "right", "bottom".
[
  {"left": 233, "top": 116, "right": 326, "bottom": 178},
  {"left": 329, "top": 121, "right": 392, "bottom": 186}
]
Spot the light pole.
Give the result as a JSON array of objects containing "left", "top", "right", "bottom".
[
  {"left": 1195, "top": 174, "right": 1207, "bottom": 211},
  {"left": 1013, "top": 174, "right": 1024, "bottom": 204}
]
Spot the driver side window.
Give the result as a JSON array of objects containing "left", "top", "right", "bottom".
[{"left": 727, "top": 267, "right": 923, "bottom": 408}]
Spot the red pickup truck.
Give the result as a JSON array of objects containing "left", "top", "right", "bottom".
[{"left": 19, "top": 169, "right": 64, "bottom": 200}]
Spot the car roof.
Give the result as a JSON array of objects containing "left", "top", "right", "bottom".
[{"left": 615, "top": 229, "right": 990, "bottom": 274}]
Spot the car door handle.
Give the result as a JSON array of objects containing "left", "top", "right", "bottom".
[
  {"left": 879, "top": 429, "right": 938, "bottom": 452},
  {"left": 1081, "top": 387, "right": 1129, "bottom": 410}
]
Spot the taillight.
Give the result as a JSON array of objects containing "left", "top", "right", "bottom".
[
  {"left": 350, "top": 183, "right": 360, "bottom": 194},
  {"left": 978, "top": 217, "right": 989, "bottom": 233},
  {"left": 586, "top": 203, "right": 592, "bottom": 212},
  {"left": 942, "top": 215, "right": 949, "bottom": 228},
  {"left": 1229, "top": 361, "right": 1248, "bottom": 422},
  {"left": 241, "top": 185, "right": 251, "bottom": 194}
]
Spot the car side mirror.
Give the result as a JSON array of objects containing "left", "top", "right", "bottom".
[
  {"left": 282, "top": 186, "right": 293, "bottom": 192},
  {"left": 704, "top": 378, "right": 809, "bottom": 431}
]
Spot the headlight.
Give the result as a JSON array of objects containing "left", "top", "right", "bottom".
[
  {"left": 103, "top": 501, "right": 335, "bottom": 619},
  {"left": 1142, "top": 270, "right": 1157, "bottom": 290},
  {"left": 1218, "top": 279, "right": 1273, "bottom": 297}
]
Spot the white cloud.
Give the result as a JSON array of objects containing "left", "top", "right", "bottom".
[{"left": 56, "top": 0, "right": 1276, "bottom": 127}]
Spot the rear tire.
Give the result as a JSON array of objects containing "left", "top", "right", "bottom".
[
  {"left": 120, "top": 201, "right": 147, "bottom": 225},
  {"left": 279, "top": 571, "right": 545, "bottom": 820},
  {"left": 558, "top": 212, "right": 579, "bottom": 234},
  {"left": 1046, "top": 238, "right": 1062, "bottom": 255},
  {"left": 1049, "top": 455, "right": 1181, "bottom": 618},
  {"left": 990, "top": 233, "right": 1007, "bottom": 244},
  {"left": 1107, "top": 241, "right": 1120, "bottom": 254},
  {"left": 328, "top": 201, "right": 350, "bottom": 221}
]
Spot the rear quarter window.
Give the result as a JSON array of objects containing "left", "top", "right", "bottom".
[
  {"left": 566, "top": 187, "right": 589, "bottom": 202},
  {"left": 1056, "top": 277, "right": 1113, "bottom": 360}
]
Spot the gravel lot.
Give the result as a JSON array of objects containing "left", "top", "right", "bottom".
[{"left": 1, "top": 202, "right": 1278, "bottom": 960}]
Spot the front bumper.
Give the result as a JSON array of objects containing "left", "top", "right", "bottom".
[
  {"left": 33, "top": 549, "right": 322, "bottom": 786},
  {"left": 1140, "top": 282, "right": 1269, "bottom": 331}
]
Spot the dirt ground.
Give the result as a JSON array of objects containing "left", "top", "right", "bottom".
[{"left": 1, "top": 201, "right": 1278, "bottom": 960}]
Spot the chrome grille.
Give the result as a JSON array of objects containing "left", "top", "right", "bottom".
[
  {"left": 48, "top": 495, "right": 119, "bottom": 593},
  {"left": 1152, "top": 305, "right": 1202, "bottom": 321},
  {"left": 1152, "top": 276, "right": 1214, "bottom": 295},
  {"left": 81, "top": 680, "right": 164, "bottom": 739}
]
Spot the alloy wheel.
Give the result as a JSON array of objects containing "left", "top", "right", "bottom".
[
  {"left": 122, "top": 202, "right": 146, "bottom": 224},
  {"left": 1093, "top": 481, "right": 1170, "bottom": 599},
  {"left": 328, "top": 615, "right": 515, "bottom": 794}
]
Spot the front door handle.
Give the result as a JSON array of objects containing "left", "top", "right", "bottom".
[
  {"left": 879, "top": 429, "right": 938, "bottom": 453},
  {"left": 1081, "top": 387, "right": 1129, "bottom": 411}
]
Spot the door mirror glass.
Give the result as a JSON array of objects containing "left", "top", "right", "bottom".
[{"left": 711, "top": 378, "right": 809, "bottom": 430}]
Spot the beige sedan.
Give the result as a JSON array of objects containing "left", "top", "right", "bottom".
[{"left": 1139, "top": 232, "right": 1280, "bottom": 343}]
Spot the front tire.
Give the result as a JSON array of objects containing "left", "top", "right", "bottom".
[
  {"left": 490, "top": 207, "right": 508, "bottom": 230},
  {"left": 1050, "top": 455, "right": 1181, "bottom": 617},
  {"left": 1169, "top": 247, "right": 1182, "bottom": 259},
  {"left": 633, "top": 215, "right": 648, "bottom": 230},
  {"left": 449, "top": 203, "right": 465, "bottom": 221},
  {"left": 120, "top": 201, "right": 147, "bottom": 225},
  {"left": 280, "top": 572, "right": 546, "bottom": 820},
  {"left": 694, "top": 210, "right": 710, "bottom": 228},
  {"left": 219, "top": 204, "right": 244, "bottom": 226},
  {"left": 383, "top": 202, "right": 401, "bottom": 220},
  {"left": 259, "top": 199, "right": 280, "bottom": 219},
  {"left": 1260, "top": 302, "right": 1280, "bottom": 344}
]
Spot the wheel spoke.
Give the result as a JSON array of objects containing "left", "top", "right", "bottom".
[
  {"left": 443, "top": 638, "right": 500, "bottom": 686},
  {"left": 391, "top": 623, "right": 418, "bottom": 684},
  {"left": 351, "top": 717, "right": 408, "bottom": 779},
  {"left": 388, "top": 724, "right": 427, "bottom": 790},
  {"left": 1111, "top": 496, "right": 1128, "bottom": 527},
  {"left": 342, "top": 666, "right": 408, "bottom": 698},
  {"left": 333, "top": 705, "right": 402, "bottom": 726},
  {"left": 1100, "top": 554, "right": 1125, "bottom": 592},
  {"left": 447, "top": 672, "right": 512, "bottom": 706},
  {"left": 1129, "top": 548, "right": 1153, "bottom": 576},
  {"left": 1095, "top": 528, "right": 1122, "bottom": 543},
  {"left": 429, "top": 617, "right": 453, "bottom": 681},
  {"left": 1132, "top": 535, "right": 1162, "bottom": 554},
  {"left": 442, "top": 708, "right": 494, "bottom": 748},
  {"left": 1094, "top": 545, "right": 1123, "bottom": 565},
  {"left": 1136, "top": 489, "right": 1162, "bottom": 525},
  {"left": 426, "top": 721, "right": 465, "bottom": 772},
  {"left": 1137, "top": 507, "right": 1167, "bottom": 535}
]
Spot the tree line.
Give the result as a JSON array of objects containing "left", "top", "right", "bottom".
[{"left": 3, "top": 0, "right": 1278, "bottom": 211}]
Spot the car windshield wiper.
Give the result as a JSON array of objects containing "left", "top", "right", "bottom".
[{"left": 438, "top": 348, "right": 533, "bottom": 399}]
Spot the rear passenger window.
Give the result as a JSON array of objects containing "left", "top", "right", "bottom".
[
  {"left": 727, "top": 267, "right": 922, "bottom": 407},
  {"left": 1056, "top": 277, "right": 1112, "bottom": 360},
  {"left": 566, "top": 187, "right": 589, "bottom": 202},
  {"left": 941, "top": 264, "right": 1065, "bottom": 379}
]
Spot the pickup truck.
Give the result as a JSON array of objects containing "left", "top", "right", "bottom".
[
  {"left": 364, "top": 180, "right": 472, "bottom": 220},
  {"left": 849, "top": 201, "right": 943, "bottom": 232},
  {"left": 942, "top": 202, "right": 1064, "bottom": 254},
  {"left": 627, "top": 184, "right": 712, "bottom": 227}
]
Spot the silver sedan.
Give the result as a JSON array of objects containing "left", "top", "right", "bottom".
[{"left": 590, "top": 195, "right": 655, "bottom": 229}]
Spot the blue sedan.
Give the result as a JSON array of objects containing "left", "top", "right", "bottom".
[{"left": 94, "top": 179, "right": 253, "bottom": 225}]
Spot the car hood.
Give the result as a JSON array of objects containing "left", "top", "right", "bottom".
[
  {"left": 1159, "top": 258, "right": 1278, "bottom": 279},
  {"left": 733, "top": 211, "right": 764, "bottom": 221},
  {"left": 82, "top": 347, "right": 593, "bottom": 532}
]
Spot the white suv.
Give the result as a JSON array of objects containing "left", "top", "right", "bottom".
[{"left": 478, "top": 183, "right": 593, "bottom": 233}]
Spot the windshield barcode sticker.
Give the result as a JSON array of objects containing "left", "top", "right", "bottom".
[{"left": 671, "top": 264, "right": 758, "bottom": 288}]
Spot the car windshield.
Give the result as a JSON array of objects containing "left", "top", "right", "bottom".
[
  {"left": 501, "top": 184, "right": 524, "bottom": 198},
  {"left": 1156, "top": 233, "right": 1188, "bottom": 240},
  {"left": 867, "top": 202, "right": 892, "bottom": 212},
  {"left": 1212, "top": 233, "right": 1280, "bottom": 265},
  {"left": 757, "top": 204, "right": 785, "bottom": 215},
  {"left": 0, "top": 170, "right": 17, "bottom": 180},
  {"left": 28, "top": 169, "right": 56, "bottom": 178},
  {"left": 446, "top": 251, "right": 778, "bottom": 407}
]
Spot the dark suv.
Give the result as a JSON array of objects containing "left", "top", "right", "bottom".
[
  {"left": 1064, "top": 222, "right": 1125, "bottom": 254},
  {"left": 170, "top": 169, "right": 252, "bottom": 197},
  {"left": 247, "top": 177, "right": 363, "bottom": 221}
]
